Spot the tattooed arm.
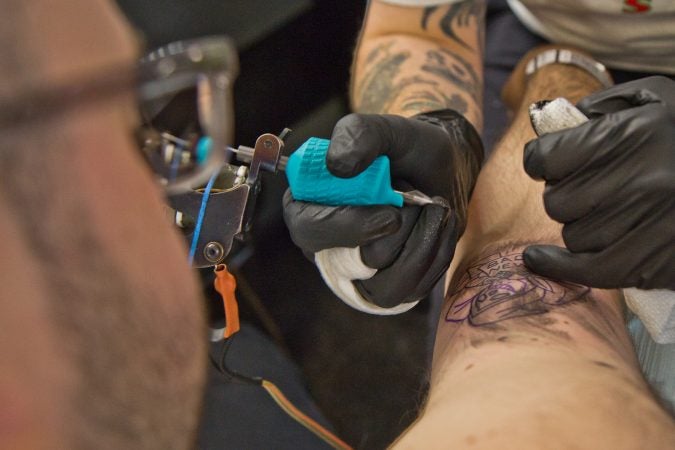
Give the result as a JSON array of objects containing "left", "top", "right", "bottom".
[{"left": 352, "top": 0, "right": 485, "bottom": 131}]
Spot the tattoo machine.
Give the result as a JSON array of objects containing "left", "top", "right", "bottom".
[
  {"left": 220, "top": 135, "right": 441, "bottom": 207},
  {"left": 178, "top": 135, "right": 444, "bottom": 266},
  {"left": 163, "top": 131, "right": 289, "bottom": 268}
]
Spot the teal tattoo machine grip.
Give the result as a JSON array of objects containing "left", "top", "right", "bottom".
[
  {"left": 216, "top": 135, "right": 438, "bottom": 207},
  {"left": 286, "top": 137, "right": 404, "bottom": 207}
]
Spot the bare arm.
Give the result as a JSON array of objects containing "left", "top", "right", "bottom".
[
  {"left": 391, "top": 54, "right": 675, "bottom": 448},
  {"left": 351, "top": 0, "right": 485, "bottom": 131},
  {"left": 397, "top": 243, "right": 674, "bottom": 449}
]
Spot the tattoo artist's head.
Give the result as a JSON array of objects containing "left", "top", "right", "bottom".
[{"left": 0, "top": 1, "right": 207, "bottom": 448}]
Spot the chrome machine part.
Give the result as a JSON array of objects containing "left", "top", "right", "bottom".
[
  {"left": 169, "top": 130, "right": 289, "bottom": 267},
  {"left": 204, "top": 241, "right": 226, "bottom": 263}
]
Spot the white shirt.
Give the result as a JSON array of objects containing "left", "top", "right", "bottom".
[{"left": 380, "top": 0, "right": 675, "bottom": 74}]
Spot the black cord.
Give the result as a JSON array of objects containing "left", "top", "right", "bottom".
[{"left": 208, "top": 334, "right": 262, "bottom": 386}]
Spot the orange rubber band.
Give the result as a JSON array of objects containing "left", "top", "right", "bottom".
[{"left": 214, "top": 264, "right": 240, "bottom": 338}]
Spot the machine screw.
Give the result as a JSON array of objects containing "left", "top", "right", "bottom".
[{"left": 204, "top": 241, "right": 225, "bottom": 263}]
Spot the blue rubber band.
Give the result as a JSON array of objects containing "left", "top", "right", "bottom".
[{"left": 188, "top": 169, "right": 220, "bottom": 265}]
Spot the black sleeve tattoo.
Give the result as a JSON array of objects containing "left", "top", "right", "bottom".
[
  {"left": 400, "top": 89, "right": 468, "bottom": 116},
  {"left": 422, "top": 1, "right": 485, "bottom": 51},
  {"left": 445, "top": 250, "right": 591, "bottom": 326},
  {"left": 422, "top": 48, "right": 480, "bottom": 104},
  {"left": 355, "top": 41, "right": 481, "bottom": 115},
  {"left": 357, "top": 42, "right": 406, "bottom": 113},
  {"left": 354, "top": 2, "right": 484, "bottom": 116}
]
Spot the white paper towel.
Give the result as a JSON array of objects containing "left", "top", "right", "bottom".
[{"left": 314, "top": 246, "right": 419, "bottom": 315}]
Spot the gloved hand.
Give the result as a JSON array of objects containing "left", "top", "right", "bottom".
[
  {"left": 523, "top": 76, "right": 675, "bottom": 290},
  {"left": 283, "top": 111, "right": 483, "bottom": 313}
]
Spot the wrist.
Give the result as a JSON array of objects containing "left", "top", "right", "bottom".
[
  {"left": 526, "top": 64, "right": 605, "bottom": 105},
  {"left": 525, "top": 48, "right": 613, "bottom": 90},
  {"left": 503, "top": 45, "right": 613, "bottom": 112},
  {"left": 413, "top": 109, "right": 484, "bottom": 235},
  {"left": 413, "top": 109, "right": 484, "bottom": 176}
]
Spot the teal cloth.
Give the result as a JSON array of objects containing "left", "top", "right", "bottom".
[{"left": 628, "top": 313, "right": 675, "bottom": 413}]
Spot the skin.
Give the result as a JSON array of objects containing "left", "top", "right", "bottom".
[
  {"left": 0, "top": 1, "right": 206, "bottom": 448},
  {"left": 0, "top": 196, "right": 71, "bottom": 449}
]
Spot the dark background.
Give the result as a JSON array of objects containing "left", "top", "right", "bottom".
[{"left": 115, "top": 1, "right": 433, "bottom": 448}]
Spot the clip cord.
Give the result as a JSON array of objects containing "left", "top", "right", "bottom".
[
  {"left": 261, "top": 380, "right": 352, "bottom": 449},
  {"left": 212, "top": 334, "right": 352, "bottom": 449},
  {"left": 211, "top": 265, "right": 352, "bottom": 450}
]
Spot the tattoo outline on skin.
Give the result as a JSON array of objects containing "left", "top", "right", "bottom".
[{"left": 445, "top": 251, "right": 591, "bottom": 326}]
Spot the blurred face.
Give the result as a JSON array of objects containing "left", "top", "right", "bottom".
[{"left": 0, "top": 1, "right": 206, "bottom": 449}]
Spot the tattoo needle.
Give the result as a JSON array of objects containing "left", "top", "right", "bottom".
[{"left": 227, "top": 141, "right": 447, "bottom": 208}]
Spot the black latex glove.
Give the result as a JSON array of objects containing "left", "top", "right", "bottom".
[
  {"left": 283, "top": 111, "right": 483, "bottom": 308},
  {"left": 523, "top": 76, "right": 675, "bottom": 290}
]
